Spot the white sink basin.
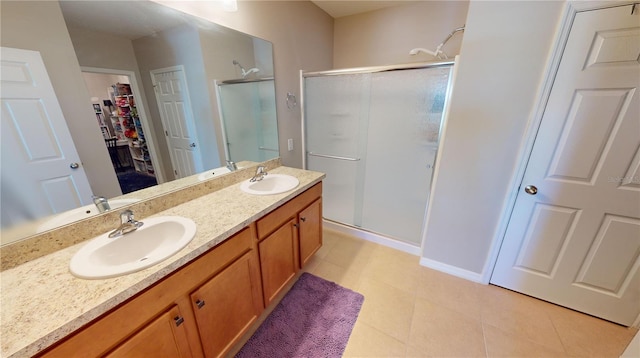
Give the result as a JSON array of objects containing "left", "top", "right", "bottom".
[
  {"left": 37, "top": 198, "right": 139, "bottom": 233},
  {"left": 70, "top": 216, "right": 196, "bottom": 279},
  {"left": 239, "top": 174, "right": 299, "bottom": 195}
]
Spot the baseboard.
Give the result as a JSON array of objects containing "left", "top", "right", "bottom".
[
  {"left": 419, "top": 257, "right": 484, "bottom": 283},
  {"left": 322, "top": 220, "right": 421, "bottom": 256}
]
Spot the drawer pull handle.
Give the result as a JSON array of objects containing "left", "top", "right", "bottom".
[
  {"left": 174, "top": 316, "right": 184, "bottom": 326},
  {"left": 196, "top": 299, "right": 205, "bottom": 309}
]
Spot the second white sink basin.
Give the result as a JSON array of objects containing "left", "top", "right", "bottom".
[
  {"left": 37, "top": 198, "right": 139, "bottom": 233},
  {"left": 70, "top": 216, "right": 196, "bottom": 279},
  {"left": 240, "top": 174, "right": 299, "bottom": 195}
]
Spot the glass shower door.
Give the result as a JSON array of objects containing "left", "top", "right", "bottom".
[
  {"left": 361, "top": 68, "right": 451, "bottom": 244},
  {"left": 218, "top": 80, "right": 279, "bottom": 163},
  {"left": 304, "top": 64, "right": 453, "bottom": 246},
  {"left": 304, "top": 74, "right": 370, "bottom": 225}
]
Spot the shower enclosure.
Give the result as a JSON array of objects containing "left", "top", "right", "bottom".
[
  {"left": 216, "top": 78, "right": 279, "bottom": 163},
  {"left": 302, "top": 61, "right": 455, "bottom": 246}
]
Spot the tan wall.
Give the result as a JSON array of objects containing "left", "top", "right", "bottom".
[
  {"left": 0, "top": 1, "right": 122, "bottom": 198},
  {"left": 422, "top": 0, "right": 566, "bottom": 277},
  {"left": 333, "top": 1, "right": 469, "bottom": 68},
  {"left": 154, "top": 0, "right": 334, "bottom": 168}
]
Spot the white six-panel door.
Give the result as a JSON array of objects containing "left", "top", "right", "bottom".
[
  {"left": 491, "top": 5, "right": 640, "bottom": 326},
  {"left": 151, "top": 66, "right": 202, "bottom": 179},
  {"left": 1, "top": 47, "right": 93, "bottom": 228}
]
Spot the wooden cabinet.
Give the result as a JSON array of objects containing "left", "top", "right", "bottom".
[
  {"left": 191, "top": 250, "right": 263, "bottom": 358},
  {"left": 256, "top": 182, "right": 323, "bottom": 304},
  {"left": 38, "top": 182, "right": 322, "bottom": 358},
  {"left": 299, "top": 198, "right": 322, "bottom": 267},
  {"left": 40, "top": 226, "right": 262, "bottom": 358},
  {"left": 259, "top": 218, "right": 299, "bottom": 305},
  {"left": 106, "top": 305, "right": 193, "bottom": 358}
]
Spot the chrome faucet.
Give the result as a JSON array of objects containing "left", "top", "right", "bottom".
[
  {"left": 108, "top": 209, "right": 144, "bottom": 238},
  {"left": 250, "top": 166, "right": 268, "bottom": 182},
  {"left": 92, "top": 195, "right": 111, "bottom": 213},
  {"left": 226, "top": 160, "right": 238, "bottom": 171}
]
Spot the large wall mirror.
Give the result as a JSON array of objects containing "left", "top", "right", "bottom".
[{"left": 1, "top": 0, "right": 279, "bottom": 244}]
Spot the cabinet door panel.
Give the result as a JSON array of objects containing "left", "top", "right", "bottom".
[
  {"left": 259, "top": 219, "right": 299, "bottom": 304},
  {"left": 106, "top": 305, "right": 192, "bottom": 358},
  {"left": 191, "top": 251, "right": 263, "bottom": 358},
  {"left": 299, "top": 199, "right": 322, "bottom": 267}
]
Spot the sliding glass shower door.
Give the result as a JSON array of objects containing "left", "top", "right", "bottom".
[
  {"left": 304, "top": 64, "right": 453, "bottom": 245},
  {"left": 217, "top": 79, "right": 279, "bottom": 162}
]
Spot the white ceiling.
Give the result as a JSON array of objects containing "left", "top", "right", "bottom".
[{"left": 310, "top": 1, "right": 415, "bottom": 18}]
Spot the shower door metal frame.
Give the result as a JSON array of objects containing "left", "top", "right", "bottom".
[{"left": 300, "top": 59, "right": 457, "bottom": 250}]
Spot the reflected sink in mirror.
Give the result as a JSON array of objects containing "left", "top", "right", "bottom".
[
  {"left": 240, "top": 174, "right": 299, "bottom": 195},
  {"left": 37, "top": 198, "right": 139, "bottom": 233},
  {"left": 197, "top": 165, "right": 243, "bottom": 181},
  {"left": 69, "top": 216, "right": 196, "bottom": 279}
]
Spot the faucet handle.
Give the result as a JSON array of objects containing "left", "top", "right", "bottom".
[
  {"left": 226, "top": 160, "right": 238, "bottom": 171},
  {"left": 120, "top": 209, "right": 134, "bottom": 224}
]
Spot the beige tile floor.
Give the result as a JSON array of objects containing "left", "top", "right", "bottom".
[{"left": 305, "top": 228, "right": 638, "bottom": 358}]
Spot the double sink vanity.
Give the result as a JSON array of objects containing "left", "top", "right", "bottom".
[{"left": 0, "top": 161, "right": 325, "bottom": 357}]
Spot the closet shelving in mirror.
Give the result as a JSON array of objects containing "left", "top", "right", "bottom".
[{"left": 110, "top": 83, "right": 155, "bottom": 177}]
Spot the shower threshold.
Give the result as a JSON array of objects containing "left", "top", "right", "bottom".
[{"left": 322, "top": 219, "right": 421, "bottom": 256}]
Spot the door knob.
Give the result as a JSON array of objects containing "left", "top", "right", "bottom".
[
  {"left": 190, "top": 143, "right": 196, "bottom": 148},
  {"left": 70, "top": 162, "right": 80, "bottom": 169},
  {"left": 524, "top": 185, "right": 538, "bottom": 195}
]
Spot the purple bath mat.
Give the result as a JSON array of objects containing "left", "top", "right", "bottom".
[{"left": 235, "top": 272, "right": 364, "bottom": 358}]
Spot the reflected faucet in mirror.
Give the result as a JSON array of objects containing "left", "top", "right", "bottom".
[{"left": 0, "top": 0, "right": 280, "bottom": 244}]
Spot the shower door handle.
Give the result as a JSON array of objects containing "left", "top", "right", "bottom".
[{"left": 307, "top": 152, "right": 360, "bottom": 161}]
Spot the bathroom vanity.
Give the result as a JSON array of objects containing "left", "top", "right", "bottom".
[{"left": 0, "top": 165, "right": 324, "bottom": 358}]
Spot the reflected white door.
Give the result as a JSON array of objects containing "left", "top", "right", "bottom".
[
  {"left": 491, "top": 5, "right": 640, "bottom": 326},
  {"left": 1, "top": 47, "right": 93, "bottom": 228},
  {"left": 151, "top": 66, "right": 202, "bottom": 179}
]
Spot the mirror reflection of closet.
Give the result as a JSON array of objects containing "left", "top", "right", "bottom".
[{"left": 82, "top": 71, "right": 157, "bottom": 194}]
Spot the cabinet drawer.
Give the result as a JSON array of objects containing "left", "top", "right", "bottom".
[{"left": 256, "top": 182, "right": 322, "bottom": 240}]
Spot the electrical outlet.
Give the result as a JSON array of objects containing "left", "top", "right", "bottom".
[{"left": 287, "top": 138, "right": 293, "bottom": 151}]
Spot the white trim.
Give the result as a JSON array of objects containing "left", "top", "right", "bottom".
[
  {"left": 323, "top": 220, "right": 422, "bottom": 256},
  {"left": 419, "top": 257, "right": 484, "bottom": 283},
  {"left": 80, "top": 66, "right": 166, "bottom": 184},
  {"left": 299, "top": 69, "right": 307, "bottom": 169}
]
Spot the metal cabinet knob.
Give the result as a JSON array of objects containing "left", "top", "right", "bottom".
[
  {"left": 524, "top": 185, "right": 538, "bottom": 195},
  {"left": 195, "top": 299, "right": 205, "bottom": 309},
  {"left": 70, "top": 162, "right": 80, "bottom": 169},
  {"left": 174, "top": 316, "right": 184, "bottom": 326},
  {"left": 300, "top": 217, "right": 306, "bottom": 222}
]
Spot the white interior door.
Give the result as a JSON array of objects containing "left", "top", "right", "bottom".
[
  {"left": 491, "top": 5, "right": 640, "bottom": 326},
  {"left": 1, "top": 47, "right": 93, "bottom": 228},
  {"left": 151, "top": 66, "right": 202, "bottom": 179}
]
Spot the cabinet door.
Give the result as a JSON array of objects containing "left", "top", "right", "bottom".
[
  {"left": 105, "top": 305, "right": 193, "bottom": 358},
  {"left": 191, "top": 251, "right": 263, "bottom": 358},
  {"left": 299, "top": 199, "right": 323, "bottom": 267},
  {"left": 259, "top": 218, "right": 299, "bottom": 305}
]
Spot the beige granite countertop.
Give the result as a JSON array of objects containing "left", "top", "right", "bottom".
[{"left": 0, "top": 166, "right": 324, "bottom": 358}]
